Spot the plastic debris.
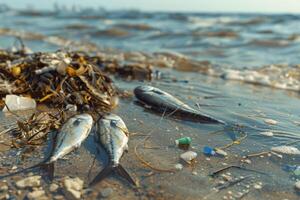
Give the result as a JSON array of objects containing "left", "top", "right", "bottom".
[
  {"left": 180, "top": 151, "right": 197, "bottom": 164},
  {"left": 215, "top": 148, "right": 228, "bottom": 156},
  {"left": 203, "top": 146, "right": 216, "bottom": 156},
  {"left": 175, "top": 137, "right": 191, "bottom": 145},
  {"left": 175, "top": 137, "right": 191, "bottom": 149},
  {"left": 271, "top": 146, "right": 300, "bottom": 155},
  {"left": 3, "top": 94, "right": 36, "bottom": 112}
]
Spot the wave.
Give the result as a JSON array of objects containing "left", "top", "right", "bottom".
[{"left": 216, "top": 65, "right": 300, "bottom": 91}]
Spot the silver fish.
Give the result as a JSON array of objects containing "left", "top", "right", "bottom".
[
  {"left": 0, "top": 113, "right": 93, "bottom": 180},
  {"left": 134, "top": 85, "right": 225, "bottom": 124},
  {"left": 90, "top": 113, "right": 136, "bottom": 186},
  {"left": 48, "top": 113, "right": 93, "bottom": 163}
]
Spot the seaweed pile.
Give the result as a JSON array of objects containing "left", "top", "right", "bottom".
[
  {"left": 0, "top": 43, "right": 155, "bottom": 151},
  {"left": 0, "top": 47, "right": 117, "bottom": 112}
]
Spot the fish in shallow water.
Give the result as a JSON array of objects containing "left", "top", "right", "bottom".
[
  {"left": 1, "top": 113, "right": 93, "bottom": 180},
  {"left": 90, "top": 113, "right": 136, "bottom": 186},
  {"left": 134, "top": 85, "right": 225, "bottom": 124}
]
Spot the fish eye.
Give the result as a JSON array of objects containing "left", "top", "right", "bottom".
[
  {"left": 73, "top": 118, "right": 82, "bottom": 126},
  {"left": 110, "top": 120, "right": 118, "bottom": 127}
]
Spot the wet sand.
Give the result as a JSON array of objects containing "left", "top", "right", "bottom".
[{"left": 0, "top": 69, "right": 299, "bottom": 199}]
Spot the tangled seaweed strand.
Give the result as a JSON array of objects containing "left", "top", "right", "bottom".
[{"left": 0, "top": 49, "right": 117, "bottom": 112}]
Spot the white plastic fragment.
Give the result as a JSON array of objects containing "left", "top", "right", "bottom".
[
  {"left": 271, "top": 146, "right": 300, "bottom": 155},
  {"left": 215, "top": 148, "right": 228, "bottom": 156},
  {"left": 180, "top": 151, "right": 197, "bottom": 164},
  {"left": 174, "top": 163, "right": 183, "bottom": 170},
  {"left": 3, "top": 95, "right": 36, "bottom": 112},
  {"left": 259, "top": 131, "right": 274, "bottom": 137},
  {"left": 264, "top": 119, "right": 278, "bottom": 125}
]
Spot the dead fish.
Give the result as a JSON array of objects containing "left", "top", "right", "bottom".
[
  {"left": 90, "top": 113, "right": 136, "bottom": 186},
  {"left": 47, "top": 113, "right": 93, "bottom": 163},
  {"left": 0, "top": 113, "right": 93, "bottom": 180},
  {"left": 134, "top": 85, "right": 224, "bottom": 124}
]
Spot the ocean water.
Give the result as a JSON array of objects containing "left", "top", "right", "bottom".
[{"left": 0, "top": 6, "right": 299, "bottom": 200}]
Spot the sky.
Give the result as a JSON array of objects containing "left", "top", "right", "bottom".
[{"left": 1, "top": 0, "right": 300, "bottom": 13}]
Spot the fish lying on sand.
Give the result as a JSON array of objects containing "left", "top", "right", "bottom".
[
  {"left": 1, "top": 113, "right": 93, "bottom": 180},
  {"left": 90, "top": 113, "right": 136, "bottom": 186},
  {"left": 134, "top": 85, "right": 225, "bottom": 124}
]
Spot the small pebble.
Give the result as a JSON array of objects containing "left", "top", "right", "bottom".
[
  {"left": 254, "top": 184, "right": 262, "bottom": 189},
  {"left": 54, "top": 195, "right": 65, "bottom": 200},
  {"left": 222, "top": 162, "right": 228, "bottom": 166},
  {"left": 100, "top": 188, "right": 113, "bottom": 198},
  {"left": 192, "top": 171, "right": 198, "bottom": 175},
  {"left": 218, "top": 180, "right": 225, "bottom": 185},
  {"left": 27, "top": 190, "right": 46, "bottom": 200},
  {"left": 174, "top": 163, "right": 183, "bottom": 171},
  {"left": 16, "top": 176, "right": 41, "bottom": 189},
  {"left": 221, "top": 174, "right": 232, "bottom": 181},
  {"left": 244, "top": 159, "right": 251, "bottom": 164},
  {"left": 0, "top": 184, "right": 8, "bottom": 192},
  {"left": 50, "top": 183, "right": 59, "bottom": 192}
]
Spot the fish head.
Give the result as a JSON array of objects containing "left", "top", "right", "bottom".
[
  {"left": 77, "top": 113, "right": 93, "bottom": 122},
  {"left": 134, "top": 85, "right": 154, "bottom": 95},
  {"left": 102, "top": 113, "right": 129, "bottom": 136}
]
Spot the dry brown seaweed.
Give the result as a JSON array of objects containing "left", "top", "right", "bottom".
[{"left": 0, "top": 49, "right": 117, "bottom": 112}]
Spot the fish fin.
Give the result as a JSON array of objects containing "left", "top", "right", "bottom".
[
  {"left": 89, "top": 164, "right": 136, "bottom": 186},
  {"left": 89, "top": 165, "right": 114, "bottom": 186},
  {"left": 115, "top": 165, "right": 136, "bottom": 186}
]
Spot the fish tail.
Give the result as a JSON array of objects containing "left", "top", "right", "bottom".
[
  {"left": 89, "top": 164, "right": 136, "bottom": 186},
  {"left": 115, "top": 165, "right": 136, "bottom": 186}
]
